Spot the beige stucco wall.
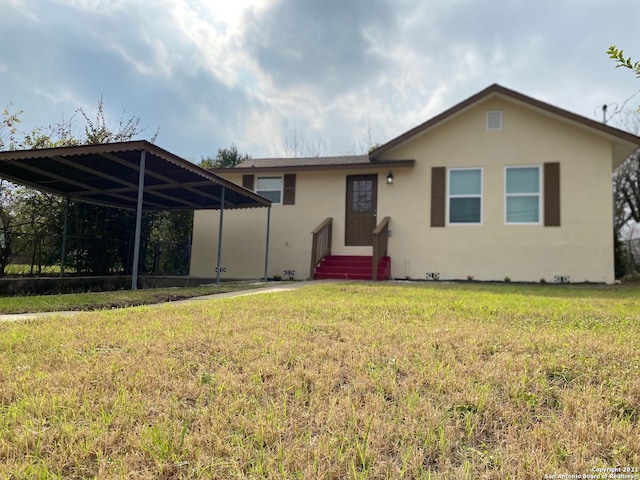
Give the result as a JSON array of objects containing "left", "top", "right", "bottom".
[
  {"left": 190, "top": 168, "right": 379, "bottom": 280},
  {"left": 191, "top": 95, "right": 618, "bottom": 283}
]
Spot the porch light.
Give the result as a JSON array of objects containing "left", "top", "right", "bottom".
[{"left": 386, "top": 171, "right": 394, "bottom": 185}]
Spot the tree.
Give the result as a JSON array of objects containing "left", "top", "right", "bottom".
[
  {"left": 11, "top": 186, "right": 63, "bottom": 274},
  {"left": 611, "top": 113, "right": 640, "bottom": 277},
  {"left": 609, "top": 46, "right": 640, "bottom": 275},
  {"left": 269, "top": 126, "right": 326, "bottom": 158},
  {"left": 17, "top": 100, "right": 150, "bottom": 275},
  {"left": 355, "top": 121, "right": 382, "bottom": 155},
  {"left": 0, "top": 104, "right": 22, "bottom": 151},
  {"left": 78, "top": 96, "right": 159, "bottom": 145},
  {"left": 608, "top": 46, "right": 640, "bottom": 78},
  {"left": 0, "top": 97, "right": 194, "bottom": 277},
  {"left": 146, "top": 210, "right": 193, "bottom": 274},
  {"left": 0, "top": 107, "right": 23, "bottom": 275},
  {"left": 0, "top": 180, "right": 18, "bottom": 275},
  {"left": 200, "top": 144, "right": 250, "bottom": 168},
  {"left": 612, "top": 111, "right": 640, "bottom": 234},
  {"left": 70, "top": 101, "right": 166, "bottom": 275}
]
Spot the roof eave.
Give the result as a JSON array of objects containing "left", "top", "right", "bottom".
[
  {"left": 212, "top": 159, "right": 415, "bottom": 174},
  {"left": 0, "top": 140, "right": 271, "bottom": 210}
]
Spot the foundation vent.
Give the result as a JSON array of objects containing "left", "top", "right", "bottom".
[
  {"left": 426, "top": 272, "right": 441, "bottom": 281},
  {"left": 553, "top": 275, "right": 570, "bottom": 284}
]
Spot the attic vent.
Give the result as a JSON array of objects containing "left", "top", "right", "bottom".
[{"left": 486, "top": 110, "right": 503, "bottom": 131}]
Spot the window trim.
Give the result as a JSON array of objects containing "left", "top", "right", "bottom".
[
  {"left": 256, "top": 175, "right": 283, "bottom": 205},
  {"left": 504, "top": 165, "right": 542, "bottom": 225},
  {"left": 447, "top": 167, "right": 483, "bottom": 225}
]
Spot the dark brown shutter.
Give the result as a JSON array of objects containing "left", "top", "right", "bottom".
[
  {"left": 242, "top": 174, "right": 254, "bottom": 190},
  {"left": 544, "top": 162, "right": 560, "bottom": 227},
  {"left": 431, "top": 167, "right": 446, "bottom": 227},
  {"left": 283, "top": 174, "right": 296, "bottom": 205}
]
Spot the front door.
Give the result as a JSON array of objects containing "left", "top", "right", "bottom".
[{"left": 345, "top": 174, "right": 377, "bottom": 246}]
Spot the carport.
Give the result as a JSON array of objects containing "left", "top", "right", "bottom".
[{"left": 0, "top": 140, "right": 271, "bottom": 289}]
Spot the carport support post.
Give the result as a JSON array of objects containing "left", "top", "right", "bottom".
[
  {"left": 216, "top": 186, "right": 225, "bottom": 284},
  {"left": 59, "top": 197, "right": 69, "bottom": 277},
  {"left": 131, "top": 151, "right": 146, "bottom": 290},
  {"left": 264, "top": 206, "right": 271, "bottom": 280}
]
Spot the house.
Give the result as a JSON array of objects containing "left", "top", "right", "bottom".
[{"left": 190, "top": 84, "right": 640, "bottom": 284}]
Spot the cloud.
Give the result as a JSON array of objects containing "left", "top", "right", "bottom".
[
  {"left": 243, "top": 0, "right": 394, "bottom": 96},
  {"left": 2, "top": 0, "right": 640, "bottom": 161}
]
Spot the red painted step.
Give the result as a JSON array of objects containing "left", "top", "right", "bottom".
[{"left": 314, "top": 255, "right": 390, "bottom": 280}]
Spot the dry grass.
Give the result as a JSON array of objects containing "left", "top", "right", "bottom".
[
  {"left": 0, "top": 282, "right": 266, "bottom": 314},
  {"left": 0, "top": 282, "right": 638, "bottom": 479}
]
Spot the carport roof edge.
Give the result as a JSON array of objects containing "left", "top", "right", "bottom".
[{"left": 0, "top": 140, "right": 271, "bottom": 210}]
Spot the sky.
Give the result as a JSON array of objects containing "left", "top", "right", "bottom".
[{"left": 1, "top": 0, "right": 639, "bottom": 162}]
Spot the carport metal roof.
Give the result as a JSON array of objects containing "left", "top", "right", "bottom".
[
  {"left": 0, "top": 140, "right": 272, "bottom": 289},
  {"left": 0, "top": 140, "right": 270, "bottom": 210}
]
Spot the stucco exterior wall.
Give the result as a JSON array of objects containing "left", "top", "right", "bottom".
[
  {"left": 190, "top": 169, "right": 379, "bottom": 280},
  {"left": 190, "top": 95, "right": 617, "bottom": 283},
  {"left": 377, "top": 97, "right": 615, "bottom": 283}
]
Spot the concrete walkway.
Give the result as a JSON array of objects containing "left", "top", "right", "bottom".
[{"left": 0, "top": 281, "right": 324, "bottom": 322}]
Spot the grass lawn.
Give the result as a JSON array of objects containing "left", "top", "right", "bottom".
[
  {"left": 0, "top": 282, "right": 268, "bottom": 314},
  {"left": 0, "top": 282, "right": 638, "bottom": 478}
]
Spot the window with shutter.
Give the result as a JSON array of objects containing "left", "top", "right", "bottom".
[
  {"left": 448, "top": 168, "right": 482, "bottom": 224},
  {"left": 505, "top": 166, "right": 541, "bottom": 224},
  {"left": 256, "top": 176, "right": 283, "bottom": 204},
  {"left": 254, "top": 174, "right": 296, "bottom": 205}
]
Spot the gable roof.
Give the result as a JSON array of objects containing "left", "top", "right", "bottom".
[
  {"left": 214, "top": 154, "right": 414, "bottom": 174},
  {"left": 0, "top": 140, "right": 270, "bottom": 211},
  {"left": 369, "top": 84, "right": 640, "bottom": 166}
]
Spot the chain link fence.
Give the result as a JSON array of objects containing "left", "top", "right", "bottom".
[
  {"left": 620, "top": 238, "right": 640, "bottom": 277},
  {"left": 2, "top": 232, "right": 191, "bottom": 276}
]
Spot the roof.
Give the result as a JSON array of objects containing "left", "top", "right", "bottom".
[
  {"left": 241, "top": 155, "right": 369, "bottom": 168},
  {"left": 369, "top": 84, "right": 640, "bottom": 166},
  {"left": 0, "top": 140, "right": 270, "bottom": 211},
  {"left": 214, "top": 154, "right": 415, "bottom": 174}
]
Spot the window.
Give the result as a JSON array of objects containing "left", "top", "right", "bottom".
[
  {"left": 245, "top": 174, "right": 295, "bottom": 205},
  {"left": 256, "top": 176, "right": 283, "bottom": 204},
  {"left": 351, "top": 178, "right": 374, "bottom": 212},
  {"left": 505, "top": 166, "right": 541, "bottom": 223},
  {"left": 448, "top": 168, "right": 482, "bottom": 224},
  {"left": 486, "top": 110, "right": 503, "bottom": 130}
]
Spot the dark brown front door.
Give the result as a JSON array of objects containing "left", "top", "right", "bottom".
[{"left": 345, "top": 174, "right": 377, "bottom": 246}]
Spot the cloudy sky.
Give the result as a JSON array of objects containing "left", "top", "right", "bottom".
[{"left": 1, "top": 0, "right": 639, "bottom": 161}]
